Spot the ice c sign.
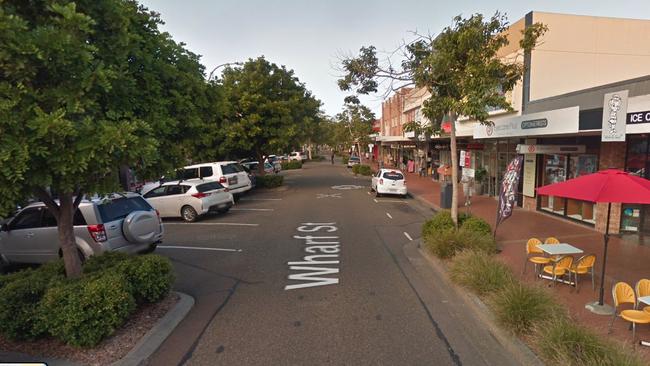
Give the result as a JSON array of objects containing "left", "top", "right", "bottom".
[{"left": 627, "top": 111, "right": 650, "bottom": 124}]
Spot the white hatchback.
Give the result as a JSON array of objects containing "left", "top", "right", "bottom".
[
  {"left": 371, "top": 169, "right": 407, "bottom": 197},
  {"left": 143, "top": 180, "right": 234, "bottom": 222}
]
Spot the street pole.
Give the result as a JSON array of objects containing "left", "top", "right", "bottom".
[
  {"left": 598, "top": 202, "right": 612, "bottom": 306},
  {"left": 207, "top": 62, "right": 243, "bottom": 81}
]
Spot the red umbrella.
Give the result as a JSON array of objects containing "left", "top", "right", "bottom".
[{"left": 536, "top": 169, "right": 650, "bottom": 311}]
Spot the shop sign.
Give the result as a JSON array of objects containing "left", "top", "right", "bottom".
[
  {"left": 465, "top": 150, "right": 471, "bottom": 167},
  {"left": 467, "top": 143, "right": 485, "bottom": 150},
  {"left": 515, "top": 144, "right": 586, "bottom": 155},
  {"left": 601, "top": 90, "right": 628, "bottom": 142},
  {"left": 434, "top": 144, "right": 449, "bottom": 150},
  {"left": 462, "top": 167, "right": 475, "bottom": 178},
  {"left": 459, "top": 150, "right": 466, "bottom": 167},
  {"left": 627, "top": 110, "right": 650, "bottom": 124},
  {"left": 473, "top": 107, "right": 579, "bottom": 139},
  {"left": 523, "top": 155, "right": 536, "bottom": 197}
]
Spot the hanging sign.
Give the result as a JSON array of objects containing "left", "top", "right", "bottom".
[
  {"left": 465, "top": 150, "right": 471, "bottom": 167},
  {"left": 496, "top": 156, "right": 524, "bottom": 228},
  {"left": 459, "top": 150, "right": 466, "bottom": 167},
  {"left": 601, "top": 90, "right": 628, "bottom": 142}
]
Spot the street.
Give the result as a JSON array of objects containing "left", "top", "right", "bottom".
[{"left": 146, "top": 160, "right": 521, "bottom": 366}]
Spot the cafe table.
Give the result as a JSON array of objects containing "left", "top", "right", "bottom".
[{"left": 536, "top": 243, "right": 584, "bottom": 285}]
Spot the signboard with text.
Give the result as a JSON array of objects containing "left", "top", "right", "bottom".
[
  {"left": 515, "top": 144, "right": 586, "bottom": 155},
  {"left": 601, "top": 90, "right": 628, "bottom": 142},
  {"left": 473, "top": 107, "right": 579, "bottom": 139}
]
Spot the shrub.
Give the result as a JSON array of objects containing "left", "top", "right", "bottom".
[
  {"left": 281, "top": 161, "right": 302, "bottom": 170},
  {"left": 422, "top": 211, "right": 455, "bottom": 240},
  {"left": 40, "top": 273, "right": 135, "bottom": 348},
  {"left": 351, "top": 164, "right": 360, "bottom": 174},
  {"left": 491, "top": 281, "right": 561, "bottom": 335},
  {"left": 534, "top": 317, "right": 645, "bottom": 366},
  {"left": 121, "top": 255, "right": 174, "bottom": 303},
  {"left": 0, "top": 261, "right": 65, "bottom": 340},
  {"left": 342, "top": 156, "right": 349, "bottom": 165},
  {"left": 460, "top": 216, "right": 492, "bottom": 236},
  {"left": 83, "top": 251, "right": 130, "bottom": 274},
  {"left": 256, "top": 174, "right": 284, "bottom": 188},
  {"left": 357, "top": 164, "right": 372, "bottom": 176},
  {"left": 425, "top": 228, "right": 496, "bottom": 259},
  {"left": 449, "top": 250, "right": 514, "bottom": 296}
]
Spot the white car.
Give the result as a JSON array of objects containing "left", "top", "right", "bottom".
[
  {"left": 143, "top": 180, "right": 234, "bottom": 222},
  {"left": 179, "top": 161, "right": 253, "bottom": 195},
  {"left": 289, "top": 151, "right": 303, "bottom": 162},
  {"left": 347, "top": 156, "right": 361, "bottom": 168},
  {"left": 371, "top": 169, "right": 407, "bottom": 197}
]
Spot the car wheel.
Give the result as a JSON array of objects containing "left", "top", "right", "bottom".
[
  {"left": 181, "top": 205, "right": 198, "bottom": 222},
  {"left": 142, "top": 243, "right": 157, "bottom": 254}
]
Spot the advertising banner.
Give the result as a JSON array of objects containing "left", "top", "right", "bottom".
[
  {"left": 601, "top": 90, "right": 628, "bottom": 142},
  {"left": 496, "top": 155, "right": 524, "bottom": 228}
]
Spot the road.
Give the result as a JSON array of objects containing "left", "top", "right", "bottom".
[{"left": 146, "top": 160, "right": 521, "bottom": 366}]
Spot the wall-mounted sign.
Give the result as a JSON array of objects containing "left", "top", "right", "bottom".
[
  {"left": 523, "top": 154, "right": 536, "bottom": 197},
  {"left": 473, "top": 107, "right": 579, "bottom": 139},
  {"left": 627, "top": 110, "right": 650, "bottom": 124},
  {"left": 601, "top": 90, "right": 628, "bottom": 142},
  {"left": 515, "top": 144, "right": 586, "bottom": 155}
]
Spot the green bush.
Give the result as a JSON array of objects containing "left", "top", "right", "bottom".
[
  {"left": 449, "top": 250, "right": 514, "bottom": 297},
  {"left": 535, "top": 317, "right": 645, "bottom": 366},
  {"left": 491, "top": 281, "right": 561, "bottom": 335},
  {"left": 121, "top": 255, "right": 174, "bottom": 303},
  {"left": 281, "top": 161, "right": 302, "bottom": 170},
  {"left": 83, "top": 251, "right": 130, "bottom": 274},
  {"left": 351, "top": 164, "right": 360, "bottom": 174},
  {"left": 422, "top": 211, "right": 455, "bottom": 240},
  {"left": 0, "top": 261, "right": 65, "bottom": 340},
  {"left": 460, "top": 216, "right": 492, "bottom": 236},
  {"left": 342, "top": 156, "right": 349, "bottom": 165},
  {"left": 40, "top": 273, "right": 135, "bottom": 348},
  {"left": 357, "top": 164, "right": 373, "bottom": 176},
  {"left": 256, "top": 174, "right": 284, "bottom": 188},
  {"left": 425, "top": 228, "right": 497, "bottom": 259}
]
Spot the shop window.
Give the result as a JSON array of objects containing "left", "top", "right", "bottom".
[{"left": 621, "top": 136, "right": 650, "bottom": 233}]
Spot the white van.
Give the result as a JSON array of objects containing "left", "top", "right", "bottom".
[{"left": 179, "top": 162, "right": 253, "bottom": 195}]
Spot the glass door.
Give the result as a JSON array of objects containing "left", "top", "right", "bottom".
[{"left": 540, "top": 154, "right": 567, "bottom": 214}]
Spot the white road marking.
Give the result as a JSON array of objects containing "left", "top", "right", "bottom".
[
  {"left": 375, "top": 199, "right": 409, "bottom": 204},
  {"left": 231, "top": 208, "right": 274, "bottom": 211},
  {"left": 164, "top": 222, "right": 259, "bottom": 227},
  {"left": 317, "top": 193, "right": 342, "bottom": 199},
  {"left": 367, "top": 191, "right": 371, "bottom": 195},
  {"left": 386, "top": 212, "right": 393, "bottom": 219},
  {"left": 373, "top": 198, "right": 378, "bottom": 203},
  {"left": 240, "top": 198, "right": 282, "bottom": 202},
  {"left": 331, "top": 185, "right": 365, "bottom": 190},
  {"left": 158, "top": 245, "right": 242, "bottom": 252},
  {"left": 403, "top": 232, "right": 413, "bottom": 241}
]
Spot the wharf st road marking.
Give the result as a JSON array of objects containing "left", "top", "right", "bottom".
[{"left": 285, "top": 222, "right": 340, "bottom": 291}]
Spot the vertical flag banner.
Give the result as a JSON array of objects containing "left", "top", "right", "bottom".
[{"left": 496, "top": 155, "right": 524, "bottom": 229}]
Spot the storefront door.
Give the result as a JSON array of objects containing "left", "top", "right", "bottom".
[{"left": 621, "top": 135, "right": 650, "bottom": 234}]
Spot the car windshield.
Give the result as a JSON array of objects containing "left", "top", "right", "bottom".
[
  {"left": 97, "top": 196, "right": 152, "bottom": 222},
  {"left": 383, "top": 171, "right": 404, "bottom": 180},
  {"left": 197, "top": 182, "right": 224, "bottom": 192},
  {"left": 350, "top": 157, "right": 360, "bottom": 161}
]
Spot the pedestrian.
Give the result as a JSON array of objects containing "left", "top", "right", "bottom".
[{"left": 331, "top": 151, "right": 335, "bottom": 165}]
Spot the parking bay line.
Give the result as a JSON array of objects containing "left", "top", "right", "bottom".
[
  {"left": 374, "top": 199, "right": 409, "bottom": 204},
  {"left": 231, "top": 208, "right": 274, "bottom": 212},
  {"left": 163, "top": 222, "right": 259, "bottom": 227},
  {"left": 403, "top": 232, "right": 413, "bottom": 241},
  {"left": 158, "top": 245, "right": 242, "bottom": 253},
  {"left": 240, "top": 198, "right": 282, "bottom": 201},
  {"left": 386, "top": 212, "right": 393, "bottom": 219}
]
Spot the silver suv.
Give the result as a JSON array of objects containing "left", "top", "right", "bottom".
[{"left": 0, "top": 193, "right": 163, "bottom": 266}]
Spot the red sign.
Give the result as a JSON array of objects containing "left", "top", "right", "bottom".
[
  {"left": 467, "top": 143, "right": 484, "bottom": 150},
  {"left": 442, "top": 122, "right": 452, "bottom": 133},
  {"left": 464, "top": 151, "right": 471, "bottom": 167}
]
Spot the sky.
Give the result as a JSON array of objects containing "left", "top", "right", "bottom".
[{"left": 140, "top": 0, "right": 650, "bottom": 118}]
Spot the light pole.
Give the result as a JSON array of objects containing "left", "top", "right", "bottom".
[{"left": 207, "top": 62, "right": 243, "bottom": 81}]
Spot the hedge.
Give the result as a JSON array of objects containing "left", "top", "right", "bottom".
[
  {"left": 281, "top": 161, "right": 302, "bottom": 170},
  {"left": 460, "top": 216, "right": 492, "bottom": 236},
  {"left": 425, "top": 228, "right": 497, "bottom": 259},
  {"left": 449, "top": 250, "right": 514, "bottom": 297},
  {"left": 352, "top": 164, "right": 372, "bottom": 176},
  {"left": 256, "top": 174, "right": 284, "bottom": 188}
]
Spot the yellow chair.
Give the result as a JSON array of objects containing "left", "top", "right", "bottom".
[
  {"left": 609, "top": 282, "right": 650, "bottom": 343},
  {"left": 524, "top": 238, "right": 550, "bottom": 276},
  {"left": 568, "top": 254, "right": 596, "bottom": 292},
  {"left": 635, "top": 279, "right": 650, "bottom": 312},
  {"left": 542, "top": 255, "right": 573, "bottom": 286},
  {"left": 545, "top": 237, "right": 560, "bottom": 244}
]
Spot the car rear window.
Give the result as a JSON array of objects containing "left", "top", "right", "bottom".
[
  {"left": 197, "top": 182, "right": 224, "bottom": 193},
  {"left": 383, "top": 171, "right": 404, "bottom": 180},
  {"left": 97, "top": 196, "right": 152, "bottom": 222},
  {"left": 222, "top": 163, "right": 243, "bottom": 174},
  {"left": 350, "top": 157, "right": 360, "bottom": 161},
  {"left": 200, "top": 166, "right": 213, "bottom": 177}
]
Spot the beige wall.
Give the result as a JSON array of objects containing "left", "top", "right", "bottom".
[{"left": 530, "top": 12, "right": 650, "bottom": 101}]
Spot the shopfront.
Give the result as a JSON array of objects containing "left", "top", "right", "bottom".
[{"left": 621, "top": 134, "right": 650, "bottom": 233}]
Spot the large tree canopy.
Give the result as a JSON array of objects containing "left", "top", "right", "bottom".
[
  {"left": 0, "top": 0, "right": 212, "bottom": 277},
  {"left": 216, "top": 57, "right": 321, "bottom": 170},
  {"left": 334, "top": 103, "right": 375, "bottom": 154}
]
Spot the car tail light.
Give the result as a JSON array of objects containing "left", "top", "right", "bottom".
[
  {"left": 192, "top": 192, "right": 208, "bottom": 199},
  {"left": 87, "top": 224, "right": 107, "bottom": 242},
  {"left": 219, "top": 176, "right": 227, "bottom": 184},
  {"left": 379, "top": 178, "right": 384, "bottom": 185},
  {"left": 155, "top": 209, "right": 161, "bottom": 219},
  {"left": 403, "top": 180, "right": 407, "bottom": 185}
]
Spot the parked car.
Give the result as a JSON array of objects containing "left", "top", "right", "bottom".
[
  {"left": 289, "top": 151, "right": 303, "bottom": 162},
  {"left": 143, "top": 180, "right": 233, "bottom": 222},
  {"left": 347, "top": 156, "right": 361, "bottom": 168},
  {"left": 371, "top": 169, "right": 407, "bottom": 197},
  {"left": 0, "top": 193, "right": 163, "bottom": 266},
  {"left": 178, "top": 161, "right": 253, "bottom": 196},
  {"left": 242, "top": 161, "right": 274, "bottom": 175},
  {"left": 265, "top": 155, "right": 282, "bottom": 173}
]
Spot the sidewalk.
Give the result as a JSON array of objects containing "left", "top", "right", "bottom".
[{"left": 378, "top": 159, "right": 650, "bottom": 358}]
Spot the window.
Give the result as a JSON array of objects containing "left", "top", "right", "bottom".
[
  {"left": 197, "top": 182, "right": 224, "bottom": 193},
  {"left": 42, "top": 208, "right": 87, "bottom": 227},
  {"left": 383, "top": 172, "right": 404, "bottom": 180},
  {"left": 144, "top": 187, "right": 166, "bottom": 198},
  {"left": 222, "top": 164, "right": 241, "bottom": 174},
  {"left": 200, "top": 166, "right": 213, "bottom": 178},
  {"left": 179, "top": 168, "right": 199, "bottom": 180},
  {"left": 97, "top": 197, "right": 152, "bottom": 223},
  {"left": 166, "top": 185, "right": 185, "bottom": 196},
  {"left": 10, "top": 208, "right": 43, "bottom": 230}
]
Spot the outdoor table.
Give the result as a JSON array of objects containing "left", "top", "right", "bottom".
[
  {"left": 536, "top": 243, "right": 584, "bottom": 285},
  {"left": 640, "top": 296, "right": 650, "bottom": 347}
]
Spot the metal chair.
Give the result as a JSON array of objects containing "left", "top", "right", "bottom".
[
  {"left": 635, "top": 279, "right": 650, "bottom": 312},
  {"left": 542, "top": 255, "right": 573, "bottom": 287},
  {"left": 524, "top": 238, "right": 550, "bottom": 276},
  {"left": 568, "top": 254, "right": 596, "bottom": 292},
  {"left": 544, "top": 237, "right": 560, "bottom": 244},
  {"left": 609, "top": 282, "right": 650, "bottom": 344}
]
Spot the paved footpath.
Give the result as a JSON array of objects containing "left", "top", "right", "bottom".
[{"left": 146, "top": 161, "right": 525, "bottom": 365}]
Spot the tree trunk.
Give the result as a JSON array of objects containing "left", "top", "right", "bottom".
[
  {"left": 256, "top": 150, "right": 266, "bottom": 176},
  {"left": 449, "top": 113, "right": 459, "bottom": 227},
  {"left": 57, "top": 192, "right": 82, "bottom": 278}
]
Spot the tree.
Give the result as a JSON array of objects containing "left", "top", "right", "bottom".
[
  {"left": 339, "top": 12, "right": 546, "bottom": 225},
  {"left": 334, "top": 103, "right": 375, "bottom": 155},
  {"left": 0, "top": 0, "right": 211, "bottom": 277},
  {"left": 218, "top": 57, "right": 321, "bottom": 174}
]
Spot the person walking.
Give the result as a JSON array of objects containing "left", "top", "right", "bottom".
[{"left": 331, "top": 151, "right": 335, "bottom": 165}]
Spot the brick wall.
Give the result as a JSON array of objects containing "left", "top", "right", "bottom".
[
  {"left": 523, "top": 195, "right": 536, "bottom": 210},
  {"left": 594, "top": 141, "right": 626, "bottom": 234}
]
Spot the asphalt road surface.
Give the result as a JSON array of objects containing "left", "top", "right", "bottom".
[{"left": 146, "top": 160, "right": 521, "bottom": 366}]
